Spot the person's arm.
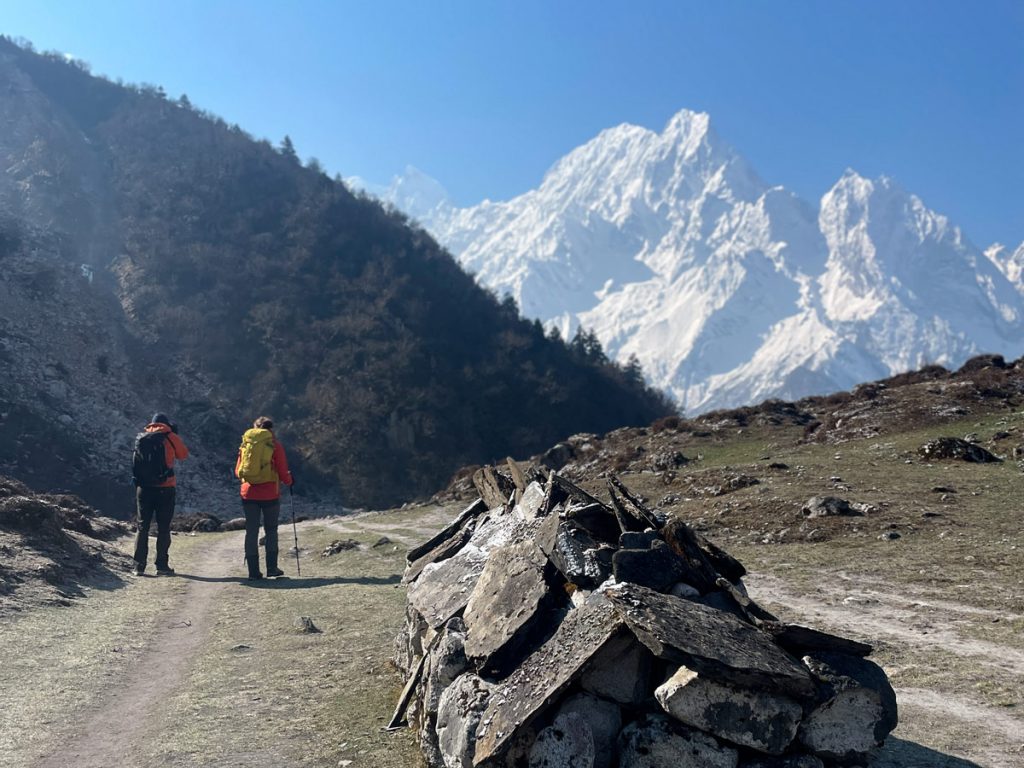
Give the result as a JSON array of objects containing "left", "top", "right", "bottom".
[
  {"left": 168, "top": 432, "right": 189, "bottom": 460},
  {"left": 235, "top": 450, "right": 242, "bottom": 479},
  {"left": 273, "top": 442, "right": 294, "bottom": 486}
]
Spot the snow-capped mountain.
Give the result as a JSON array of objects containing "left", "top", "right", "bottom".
[
  {"left": 357, "top": 110, "right": 1024, "bottom": 413},
  {"left": 986, "top": 241, "right": 1024, "bottom": 296}
]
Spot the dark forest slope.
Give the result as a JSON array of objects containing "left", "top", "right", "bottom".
[{"left": 0, "top": 38, "right": 672, "bottom": 508}]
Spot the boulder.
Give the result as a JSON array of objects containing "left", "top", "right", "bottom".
[
  {"left": 618, "top": 714, "right": 738, "bottom": 768},
  {"left": 436, "top": 673, "right": 493, "bottom": 768},
  {"left": 554, "top": 693, "right": 621, "bottom": 768},
  {"left": 580, "top": 631, "right": 653, "bottom": 705},
  {"left": 798, "top": 652, "right": 898, "bottom": 764},
  {"left": 918, "top": 437, "right": 1001, "bottom": 463},
  {"left": 801, "top": 497, "right": 861, "bottom": 518},
  {"left": 463, "top": 539, "right": 551, "bottom": 673},
  {"left": 660, "top": 518, "right": 722, "bottom": 593},
  {"left": 655, "top": 665, "right": 802, "bottom": 755},
  {"left": 604, "top": 583, "right": 815, "bottom": 699},
  {"left": 222, "top": 516, "right": 246, "bottom": 531},
  {"left": 527, "top": 712, "right": 595, "bottom": 768},
  {"left": 541, "top": 441, "right": 576, "bottom": 471}
]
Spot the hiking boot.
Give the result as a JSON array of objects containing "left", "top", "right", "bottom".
[
  {"left": 246, "top": 571, "right": 264, "bottom": 581},
  {"left": 134, "top": 564, "right": 146, "bottom": 576},
  {"left": 266, "top": 567, "right": 285, "bottom": 578},
  {"left": 156, "top": 566, "right": 176, "bottom": 576}
]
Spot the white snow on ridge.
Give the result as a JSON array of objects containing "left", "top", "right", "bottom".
[{"left": 364, "top": 110, "right": 1024, "bottom": 414}]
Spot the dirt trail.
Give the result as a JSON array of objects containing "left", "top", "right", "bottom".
[
  {"left": 33, "top": 532, "right": 244, "bottom": 768},
  {"left": 745, "top": 572, "right": 1024, "bottom": 767}
]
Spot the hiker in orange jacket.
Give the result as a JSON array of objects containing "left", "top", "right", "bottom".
[
  {"left": 235, "top": 416, "right": 294, "bottom": 580},
  {"left": 132, "top": 412, "right": 188, "bottom": 576}
]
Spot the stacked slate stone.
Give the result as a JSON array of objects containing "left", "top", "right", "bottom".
[{"left": 393, "top": 464, "right": 897, "bottom": 768}]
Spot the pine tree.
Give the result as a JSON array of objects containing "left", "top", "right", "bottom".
[{"left": 279, "top": 135, "right": 298, "bottom": 161}]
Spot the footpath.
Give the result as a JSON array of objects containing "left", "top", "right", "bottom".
[{"left": 0, "top": 508, "right": 452, "bottom": 768}]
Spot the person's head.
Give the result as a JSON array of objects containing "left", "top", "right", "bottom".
[
  {"left": 151, "top": 412, "right": 171, "bottom": 426},
  {"left": 253, "top": 416, "right": 274, "bottom": 430}
]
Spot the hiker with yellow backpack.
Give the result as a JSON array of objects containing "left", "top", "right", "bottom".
[{"left": 235, "top": 416, "right": 294, "bottom": 580}]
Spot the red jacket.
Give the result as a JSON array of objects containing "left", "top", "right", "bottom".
[
  {"left": 143, "top": 423, "right": 189, "bottom": 487},
  {"left": 235, "top": 438, "right": 293, "bottom": 501}
]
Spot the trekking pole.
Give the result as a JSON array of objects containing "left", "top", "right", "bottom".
[{"left": 289, "top": 486, "right": 301, "bottom": 576}]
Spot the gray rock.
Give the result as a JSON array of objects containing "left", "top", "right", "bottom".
[
  {"left": 669, "top": 581, "right": 701, "bottom": 599},
  {"left": 541, "top": 441, "right": 576, "bottom": 471},
  {"left": 472, "top": 466, "right": 516, "bottom": 508},
  {"left": 580, "top": 631, "right": 652, "bottom": 705},
  {"left": 463, "top": 539, "right": 550, "bottom": 672},
  {"left": 405, "top": 515, "right": 478, "bottom": 583},
  {"left": 759, "top": 622, "right": 872, "bottom": 658},
  {"left": 408, "top": 545, "right": 489, "bottom": 629},
  {"left": 655, "top": 665, "right": 802, "bottom": 755},
  {"left": 513, "top": 481, "right": 548, "bottom": 521},
  {"left": 406, "top": 498, "right": 487, "bottom": 564},
  {"left": 565, "top": 501, "right": 621, "bottom": 545},
  {"left": 618, "top": 714, "right": 738, "bottom": 768},
  {"left": 528, "top": 712, "right": 595, "bottom": 768},
  {"left": 472, "top": 598, "right": 626, "bottom": 765},
  {"left": 798, "top": 652, "right": 898, "bottom": 764},
  {"left": 604, "top": 583, "right": 815, "bottom": 699},
  {"left": 552, "top": 523, "right": 610, "bottom": 588},
  {"left": 295, "top": 616, "right": 321, "bottom": 633},
  {"left": 918, "top": 437, "right": 1001, "bottom": 463},
  {"left": 801, "top": 497, "right": 861, "bottom": 518},
  {"left": 555, "top": 693, "right": 621, "bottom": 768},
  {"left": 612, "top": 540, "right": 689, "bottom": 592},
  {"left": 436, "top": 673, "right": 492, "bottom": 768},
  {"left": 418, "top": 620, "right": 469, "bottom": 768},
  {"left": 618, "top": 530, "right": 660, "bottom": 549}
]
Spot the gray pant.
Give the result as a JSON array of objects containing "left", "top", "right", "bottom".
[{"left": 243, "top": 499, "right": 280, "bottom": 569}]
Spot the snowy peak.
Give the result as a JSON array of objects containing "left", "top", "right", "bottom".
[
  {"left": 367, "top": 112, "right": 1021, "bottom": 414},
  {"left": 987, "top": 241, "right": 1024, "bottom": 294}
]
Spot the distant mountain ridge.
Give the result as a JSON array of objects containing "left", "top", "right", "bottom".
[{"left": 361, "top": 110, "right": 1024, "bottom": 414}]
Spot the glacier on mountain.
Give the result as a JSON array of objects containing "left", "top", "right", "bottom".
[{"left": 353, "top": 110, "right": 1024, "bottom": 414}]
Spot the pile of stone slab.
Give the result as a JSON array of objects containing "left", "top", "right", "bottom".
[{"left": 393, "top": 464, "right": 897, "bottom": 768}]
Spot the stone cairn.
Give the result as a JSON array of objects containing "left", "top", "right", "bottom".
[{"left": 392, "top": 463, "right": 897, "bottom": 768}]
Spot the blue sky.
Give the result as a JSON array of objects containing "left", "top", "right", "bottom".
[{"left": 4, "top": 1, "right": 1022, "bottom": 247}]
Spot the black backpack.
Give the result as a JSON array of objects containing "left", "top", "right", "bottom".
[{"left": 132, "top": 431, "right": 173, "bottom": 487}]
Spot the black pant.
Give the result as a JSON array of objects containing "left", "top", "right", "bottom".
[
  {"left": 243, "top": 499, "right": 280, "bottom": 570},
  {"left": 134, "top": 486, "right": 175, "bottom": 569}
]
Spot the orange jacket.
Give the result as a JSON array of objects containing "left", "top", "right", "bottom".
[
  {"left": 144, "top": 423, "right": 189, "bottom": 487},
  {"left": 235, "top": 437, "right": 293, "bottom": 501}
]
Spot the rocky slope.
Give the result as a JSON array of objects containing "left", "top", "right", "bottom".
[
  {"left": 0, "top": 38, "right": 672, "bottom": 511},
  {"left": 367, "top": 111, "right": 1024, "bottom": 415}
]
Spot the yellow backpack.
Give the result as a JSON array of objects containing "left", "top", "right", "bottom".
[{"left": 238, "top": 428, "right": 278, "bottom": 484}]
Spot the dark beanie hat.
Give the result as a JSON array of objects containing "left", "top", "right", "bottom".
[{"left": 151, "top": 412, "right": 171, "bottom": 426}]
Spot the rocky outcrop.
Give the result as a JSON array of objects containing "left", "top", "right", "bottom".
[{"left": 394, "top": 467, "right": 898, "bottom": 767}]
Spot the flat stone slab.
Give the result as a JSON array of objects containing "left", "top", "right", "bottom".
[
  {"left": 472, "top": 598, "right": 626, "bottom": 766},
  {"left": 407, "top": 498, "right": 487, "bottom": 564},
  {"left": 408, "top": 545, "right": 490, "bottom": 629},
  {"left": 760, "top": 622, "right": 872, "bottom": 658},
  {"left": 656, "top": 665, "right": 802, "bottom": 755},
  {"left": 604, "top": 583, "right": 815, "bottom": 699},
  {"left": 464, "top": 539, "right": 550, "bottom": 671}
]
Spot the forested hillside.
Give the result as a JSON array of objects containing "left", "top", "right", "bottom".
[{"left": 0, "top": 37, "right": 673, "bottom": 508}]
